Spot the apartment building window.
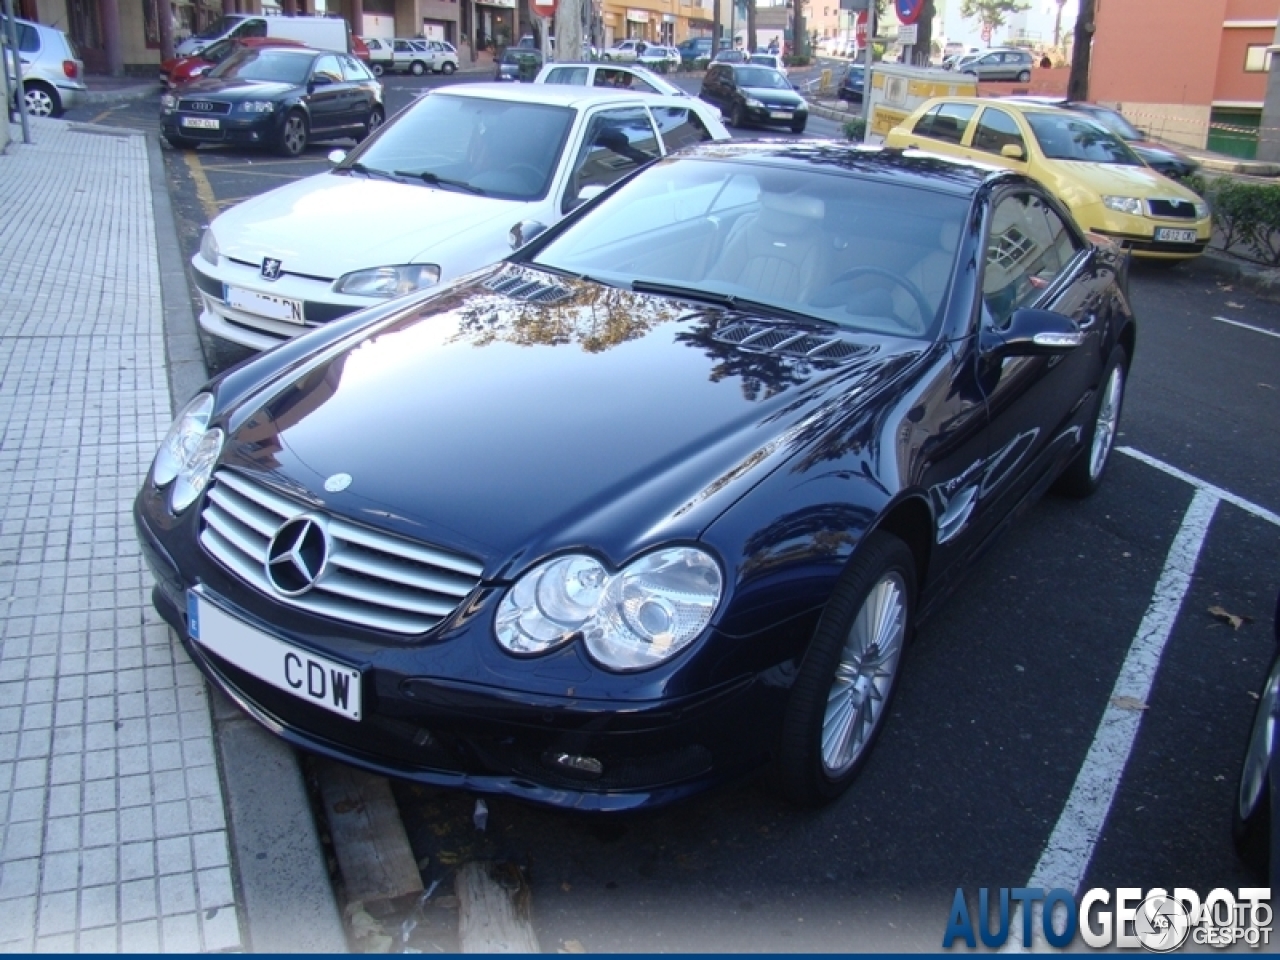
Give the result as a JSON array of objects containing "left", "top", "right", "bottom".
[{"left": 1244, "top": 44, "right": 1273, "bottom": 72}]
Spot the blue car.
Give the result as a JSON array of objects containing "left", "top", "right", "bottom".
[{"left": 837, "top": 63, "right": 865, "bottom": 103}]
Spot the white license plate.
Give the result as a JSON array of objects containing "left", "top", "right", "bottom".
[
  {"left": 181, "top": 116, "right": 220, "bottom": 130},
  {"left": 770, "top": 110, "right": 792, "bottom": 119},
  {"left": 227, "top": 286, "right": 304, "bottom": 323},
  {"left": 1154, "top": 227, "right": 1198, "bottom": 243},
  {"left": 188, "top": 590, "right": 362, "bottom": 721}
]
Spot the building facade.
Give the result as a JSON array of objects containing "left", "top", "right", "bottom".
[{"left": 1090, "top": 0, "right": 1279, "bottom": 158}]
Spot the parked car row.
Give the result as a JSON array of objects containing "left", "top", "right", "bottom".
[
  {"left": 363, "top": 36, "right": 458, "bottom": 77},
  {"left": 2, "top": 14, "right": 86, "bottom": 117}
]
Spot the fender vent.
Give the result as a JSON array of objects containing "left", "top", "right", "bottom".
[
  {"left": 714, "top": 322, "right": 872, "bottom": 362},
  {"left": 483, "top": 271, "right": 572, "bottom": 304}
]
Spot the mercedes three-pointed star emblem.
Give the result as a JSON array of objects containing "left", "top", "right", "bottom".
[{"left": 265, "top": 515, "right": 329, "bottom": 596}]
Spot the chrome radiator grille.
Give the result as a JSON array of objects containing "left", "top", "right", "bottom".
[{"left": 199, "top": 470, "right": 484, "bottom": 636}]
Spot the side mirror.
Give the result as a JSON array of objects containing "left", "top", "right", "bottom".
[
  {"left": 1001, "top": 143, "right": 1025, "bottom": 161},
  {"left": 327, "top": 149, "right": 347, "bottom": 165},
  {"left": 982, "top": 308, "right": 1084, "bottom": 358},
  {"left": 309, "top": 74, "right": 333, "bottom": 90},
  {"left": 509, "top": 220, "right": 548, "bottom": 250}
]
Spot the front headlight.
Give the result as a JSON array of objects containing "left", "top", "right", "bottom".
[
  {"left": 1102, "top": 195, "right": 1144, "bottom": 216},
  {"left": 333, "top": 264, "right": 441, "bottom": 297},
  {"left": 199, "top": 227, "right": 219, "bottom": 266},
  {"left": 238, "top": 100, "right": 275, "bottom": 113},
  {"left": 494, "top": 547, "right": 723, "bottom": 672},
  {"left": 1194, "top": 200, "right": 1209, "bottom": 219},
  {"left": 161, "top": 93, "right": 177, "bottom": 111},
  {"left": 151, "top": 392, "right": 224, "bottom": 513},
  {"left": 745, "top": 98, "right": 765, "bottom": 109}
]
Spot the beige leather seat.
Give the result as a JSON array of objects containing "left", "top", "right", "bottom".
[
  {"left": 705, "top": 192, "right": 828, "bottom": 303},
  {"left": 902, "top": 218, "right": 961, "bottom": 316}
]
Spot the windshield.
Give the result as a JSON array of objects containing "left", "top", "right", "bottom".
[
  {"left": 736, "top": 66, "right": 790, "bottom": 89},
  {"left": 193, "top": 15, "right": 242, "bottom": 41},
  {"left": 532, "top": 157, "right": 968, "bottom": 340},
  {"left": 1024, "top": 112, "right": 1142, "bottom": 165},
  {"left": 502, "top": 49, "right": 536, "bottom": 64},
  {"left": 349, "top": 94, "right": 573, "bottom": 201},
  {"left": 210, "top": 48, "right": 312, "bottom": 83},
  {"left": 1078, "top": 105, "right": 1143, "bottom": 142},
  {"left": 200, "top": 37, "right": 236, "bottom": 63}
]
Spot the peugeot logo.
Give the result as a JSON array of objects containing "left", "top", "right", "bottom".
[
  {"left": 265, "top": 515, "right": 329, "bottom": 596},
  {"left": 261, "top": 257, "right": 283, "bottom": 281},
  {"left": 190, "top": 101, "right": 215, "bottom": 112}
]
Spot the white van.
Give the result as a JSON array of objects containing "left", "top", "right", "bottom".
[{"left": 176, "top": 15, "right": 350, "bottom": 58}]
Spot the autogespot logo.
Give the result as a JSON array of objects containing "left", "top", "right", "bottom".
[{"left": 942, "top": 887, "right": 1272, "bottom": 951}]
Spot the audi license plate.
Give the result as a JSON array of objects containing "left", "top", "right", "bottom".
[
  {"left": 187, "top": 589, "right": 362, "bottom": 720},
  {"left": 227, "top": 286, "right": 304, "bottom": 323},
  {"left": 181, "top": 116, "right": 220, "bottom": 130},
  {"left": 1154, "top": 227, "right": 1198, "bottom": 244},
  {"left": 770, "top": 110, "right": 792, "bottom": 119}
]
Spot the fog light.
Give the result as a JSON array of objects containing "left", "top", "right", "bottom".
[{"left": 546, "top": 752, "right": 604, "bottom": 778}]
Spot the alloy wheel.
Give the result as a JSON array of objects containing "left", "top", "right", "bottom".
[
  {"left": 1089, "top": 363, "right": 1124, "bottom": 480},
  {"left": 282, "top": 115, "right": 307, "bottom": 156},
  {"left": 24, "top": 86, "right": 55, "bottom": 117}
]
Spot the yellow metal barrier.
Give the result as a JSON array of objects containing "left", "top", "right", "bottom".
[{"left": 820, "top": 67, "right": 832, "bottom": 93}]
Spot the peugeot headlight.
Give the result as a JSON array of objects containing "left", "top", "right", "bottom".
[
  {"left": 1102, "top": 195, "right": 1144, "bottom": 216},
  {"left": 239, "top": 100, "right": 275, "bottom": 113},
  {"left": 495, "top": 547, "right": 723, "bottom": 672},
  {"left": 152, "top": 392, "right": 224, "bottom": 513},
  {"left": 745, "top": 98, "right": 765, "bottom": 109},
  {"left": 333, "top": 264, "right": 441, "bottom": 297},
  {"left": 161, "top": 93, "right": 177, "bottom": 111},
  {"left": 199, "top": 227, "right": 219, "bottom": 266}
]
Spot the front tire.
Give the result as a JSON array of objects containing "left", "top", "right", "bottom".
[
  {"left": 371, "top": 63, "right": 384, "bottom": 76},
  {"left": 442, "top": 61, "right": 456, "bottom": 75},
  {"left": 777, "top": 532, "right": 915, "bottom": 806},
  {"left": 1054, "top": 345, "right": 1127, "bottom": 498},
  {"left": 1234, "top": 649, "right": 1280, "bottom": 876},
  {"left": 1017, "top": 69, "right": 1031, "bottom": 82},
  {"left": 410, "top": 60, "right": 427, "bottom": 76},
  {"left": 358, "top": 106, "right": 384, "bottom": 142},
  {"left": 729, "top": 103, "right": 746, "bottom": 128},
  {"left": 791, "top": 116, "right": 807, "bottom": 134},
  {"left": 22, "top": 80, "right": 60, "bottom": 117},
  {"left": 276, "top": 110, "right": 309, "bottom": 157}
]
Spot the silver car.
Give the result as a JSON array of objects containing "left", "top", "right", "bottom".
[
  {"left": 956, "top": 47, "right": 1034, "bottom": 82},
  {"left": 3, "top": 16, "right": 86, "bottom": 117}
]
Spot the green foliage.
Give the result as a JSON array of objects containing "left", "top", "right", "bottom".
[
  {"left": 1188, "top": 175, "right": 1280, "bottom": 266},
  {"left": 844, "top": 116, "right": 867, "bottom": 142},
  {"left": 959, "top": 0, "right": 1031, "bottom": 31}
]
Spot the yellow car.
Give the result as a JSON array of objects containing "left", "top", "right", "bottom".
[{"left": 884, "top": 97, "right": 1210, "bottom": 259}]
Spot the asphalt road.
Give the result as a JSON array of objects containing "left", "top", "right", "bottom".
[{"left": 67, "top": 72, "right": 1280, "bottom": 952}]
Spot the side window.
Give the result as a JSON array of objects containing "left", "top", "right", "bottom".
[
  {"left": 982, "top": 192, "right": 1078, "bottom": 328},
  {"left": 971, "top": 107, "right": 1026, "bottom": 157},
  {"left": 312, "top": 55, "right": 343, "bottom": 84},
  {"left": 17, "top": 23, "right": 39, "bottom": 52},
  {"left": 240, "top": 20, "right": 266, "bottom": 39},
  {"left": 340, "top": 55, "right": 369, "bottom": 81},
  {"left": 394, "top": 40, "right": 412, "bottom": 52},
  {"left": 914, "top": 103, "right": 976, "bottom": 145},
  {"left": 564, "top": 107, "right": 661, "bottom": 213},
  {"left": 548, "top": 66, "right": 588, "bottom": 85},
  {"left": 651, "top": 107, "right": 713, "bottom": 152}
]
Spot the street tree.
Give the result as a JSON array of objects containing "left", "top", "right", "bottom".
[
  {"left": 959, "top": 0, "right": 1030, "bottom": 40},
  {"left": 554, "top": 0, "right": 583, "bottom": 65},
  {"left": 1067, "top": 0, "right": 1094, "bottom": 100}
]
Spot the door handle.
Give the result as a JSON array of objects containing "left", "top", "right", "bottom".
[{"left": 1079, "top": 311, "right": 1098, "bottom": 329}]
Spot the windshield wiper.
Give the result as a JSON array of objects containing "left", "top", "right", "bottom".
[
  {"left": 344, "top": 162, "right": 402, "bottom": 182},
  {"left": 630, "top": 280, "right": 829, "bottom": 325},
  {"left": 393, "top": 170, "right": 486, "bottom": 195}
]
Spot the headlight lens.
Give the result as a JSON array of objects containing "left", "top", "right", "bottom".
[
  {"left": 239, "top": 100, "right": 275, "bottom": 113},
  {"left": 1194, "top": 200, "right": 1209, "bottom": 219},
  {"left": 495, "top": 547, "right": 723, "bottom": 672},
  {"left": 745, "top": 98, "right": 764, "bottom": 109},
  {"left": 161, "top": 93, "right": 177, "bottom": 111},
  {"left": 199, "top": 227, "right": 219, "bottom": 266},
  {"left": 1102, "top": 195, "right": 1144, "bottom": 216},
  {"left": 333, "top": 264, "right": 441, "bottom": 297},
  {"left": 152, "top": 393, "right": 224, "bottom": 513}
]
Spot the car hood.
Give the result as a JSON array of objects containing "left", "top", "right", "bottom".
[
  {"left": 180, "top": 77, "right": 300, "bottom": 100},
  {"left": 743, "top": 86, "right": 805, "bottom": 106},
  {"left": 1129, "top": 139, "right": 1194, "bottom": 165},
  {"left": 212, "top": 174, "right": 527, "bottom": 279},
  {"left": 1045, "top": 159, "right": 1194, "bottom": 199},
  {"left": 219, "top": 265, "right": 923, "bottom": 576}
]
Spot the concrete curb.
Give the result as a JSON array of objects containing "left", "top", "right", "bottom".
[
  {"left": 82, "top": 82, "right": 162, "bottom": 106},
  {"left": 1176, "top": 247, "right": 1280, "bottom": 300},
  {"left": 1193, "top": 155, "right": 1280, "bottom": 177},
  {"left": 145, "top": 133, "right": 349, "bottom": 953}
]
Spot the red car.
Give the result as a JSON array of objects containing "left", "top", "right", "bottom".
[
  {"left": 161, "top": 36, "right": 305, "bottom": 86},
  {"left": 351, "top": 35, "right": 370, "bottom": 64}
]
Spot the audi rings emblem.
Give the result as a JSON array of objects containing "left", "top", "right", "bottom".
[
  {"left": 190, "top": 101, "right": 216, "bottom": 112},
  {"left": 266, "top": 515, "right": 330, "bottom": 596}
]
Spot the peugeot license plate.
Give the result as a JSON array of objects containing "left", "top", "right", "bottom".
[
  {"left": 1154, "top": 227, "right": 1198, "bottom": 244},
  {"left": 227, "top": 285, "right": 304, "bottom": 324},
  {"left": 181, "top": 116, "right": 220, "bottom": 130},
  {"left": 187, "top": 589, "right": 361, "bottom": 721},
  {"left": 770, "top": 110, "right": 792, "bottom": 119}
]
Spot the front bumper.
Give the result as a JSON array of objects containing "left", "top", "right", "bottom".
[
  {"left": 162, "top": 109, "right": 284, "bottom": 148},
  {"left": 1081, "top": 207, "right": 1211, "bottom": 261},
  {"left": 134, "top": 489, "right": 780, "bottom": 812},
  {"left": 744, "top": 103, "right": 807, "bottom": 127}
]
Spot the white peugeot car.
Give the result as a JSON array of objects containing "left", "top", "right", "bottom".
[{"left": 192, "top": 84, "right": 730, "bottom": 351}]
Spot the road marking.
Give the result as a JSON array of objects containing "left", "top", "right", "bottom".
[
  {"left": 207, "top": 167, "right": 327, "bottom": 181},
  {"left": 89, "top": 107, "right": 115, "bottom": 124},
  {"left": 1007, "top": 486, "right": 1220, "bottom": 950},
  {"left": 182, "top": 151, "right": 220, "bottom": 221},
  {"left": 1214, "top": 314, "right": 1280, "bottom": 340},
  {"left": 1119, "top": 446, "right": 1280, "bottom": 528}
]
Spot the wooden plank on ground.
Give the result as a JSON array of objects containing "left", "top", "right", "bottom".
[
  {"left": 456, "top": 861, "right": 540, "bottom": 953},
  {"left": 315, "top": 759, "right": 424, "bottom": 904}
]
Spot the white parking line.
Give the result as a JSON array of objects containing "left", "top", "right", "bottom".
[
  {"left": 1007, "top": 447, "right": 1280, "bottom": 949},
  {"left": 1214, "top": 314, "right": 1280, "bottom": 340}
]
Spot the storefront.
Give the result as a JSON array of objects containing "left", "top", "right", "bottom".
[
  {"left": 625, "top": 7, "right": 648, "bottom": 40},
  {"left": 476, "top": 0, "right": 514, "bottom": 49}
]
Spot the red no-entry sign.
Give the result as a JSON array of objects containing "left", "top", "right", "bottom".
[{"left": 895, "top": 0, "right": 924, "bottom": 25}]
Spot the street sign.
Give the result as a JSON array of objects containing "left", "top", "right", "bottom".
[
  {"left": 531, "top": 0, "right": 557, "bottom": 16},
  {"left": 981, "top": 23, "right": 993, "bottom": 42},
  {"left": 898, "top": 23, "right": 917, "bottom": 45},
  {"left": 895, "top": 0, "right": 924, "bottom": 25},
  {"left": 855, "top": 10, "right": 868, "bottom": 46}
]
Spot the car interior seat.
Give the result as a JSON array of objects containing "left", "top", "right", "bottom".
[{"left": 704, "top": 192, "right": 828, "bottom": 302}]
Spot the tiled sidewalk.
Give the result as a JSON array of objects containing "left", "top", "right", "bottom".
[{"left": 0, "top": 118, "right": 242, "bottom": 952}]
